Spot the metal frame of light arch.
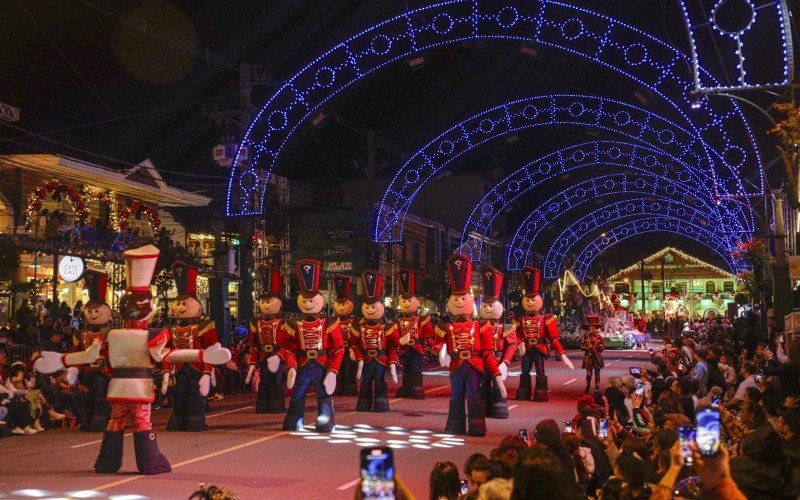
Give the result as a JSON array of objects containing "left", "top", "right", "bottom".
[
  {"left": 225, "top": 0, "right": 767, "bottom": 218},
  {"left": 542, "top": 197, "right": 739, "bottom": 279},
  {"left": 572, "top": 217, "right": 742, "bottom": 279}
]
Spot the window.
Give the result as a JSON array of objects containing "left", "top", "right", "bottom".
[
  {"left": 614, "top": 282, "right": 631, "bottom": 294},
  {"left": 676, "top": 282, "right": 687, "bottom": 294},
  {"left": 651, "top": 281, "right": 662, "bottom": 295},
  {"left": 723, "top": 281, "right": 735, "bottom": 292},
  {"left": 705, "top": 281, "right": 715, "bottom": 293}
]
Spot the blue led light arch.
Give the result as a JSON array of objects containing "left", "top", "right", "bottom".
[
  {"left": 459, "top": 140, "right": 750, "bottom": 260},
  {"left": 542, "top": 197, "right": 739, "bottom": 279},
  {"left": 506, "top": 172, "right": 737, "bottom": 271},
  {"left": 572, "top": 217, "right": 743, "bottom": 280},
  {"left": 226, "top": 0, "right": 764, "bottom": 218}
]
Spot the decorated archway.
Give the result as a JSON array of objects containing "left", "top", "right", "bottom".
[
  {"left": 25, "top": 180, "right": 89, "bottom": 229},
  {"left": 542, "top": 197, "right": 738, "bottom": 279},
  {"left": 82, "top": 187, "right": 120, "bottom": 231},
  {"left": 226, "top": 0, "right": 767, "bottom": 218},
  {"left": 118, "top": 202, "right": 161, "bottom": 234}
]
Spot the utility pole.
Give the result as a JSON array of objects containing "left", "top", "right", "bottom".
[{"left": 237, "top": 63, "right": 255, "bottom": 328}]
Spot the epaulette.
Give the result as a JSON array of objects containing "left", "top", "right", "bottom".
[
  {"left": 326, "top": 317, "right": 340, "bottom": 333},
  {"left": 420, "top": 316, "right": 431, "bottom": 326},
  {"left": 198, "top": 320, "right": 215, "bottom": 336},
  {"left": 284, "top": 320, "right": 296, "bottom": 335},
  {"left": 545, "top": 315, "right": 557, "bottom": 325}
]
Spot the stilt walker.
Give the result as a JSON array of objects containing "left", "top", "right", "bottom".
[
  {"left": 351, "top": 269, "right": 399, "bottom": 412},
  {"left": 245, "top": 266, "right": 297, "bottom": 413},
  {"left": 74, "top": 270, "right": 112, "bottom": 432},
  {"left": 281, "top": 259, "right": 344, "bottom": 432},
  {"left": 34, "top": 245, "right": 231, "bottom": 474},
  {"left": 514, "top": 265, "right": 574, "bottom": 402},
  {"left": 580, "top": 315, "right": 604, "bottom": 395},
  {"left": 479, "top": 266, "right": 517, "bottom": 419},
  {"left": 394, "top": 268, "right": 433, "bottom": 399},
  {"left": 436, "top": 254, "right": 506, "bottom": 436},
  {"left": 332, "top": 275, "right": 358, "bottom": 396}
]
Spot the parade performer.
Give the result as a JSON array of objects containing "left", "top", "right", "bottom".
[
  {"left": 332, "top": 275, "right": 357, "bottom": 396},
  {"left": 580, "top": 315, "right": 604, "bottom": 395},
  {"left": 34, "top": 245, "right": 231, "bottom": 474},
  {"left": 479, "top": 265, "right": 517, "bottom": 419},
  {"left": 394, "top": 268, "right": 433, "bottom": 399},
  {"left": 514, "top": 265, "right": 574, "bottom": 402},
  {"left": 350, "top": 269, "right": 399, "bottom": 412},
  {"left": 281, "top": 259, "right": 344, "bottom": 432},
  {"left": 245, "top": 266, "right": 296, "bottom": 413},
  {"left": 73, "top": 270, "right": 112, "bottom": 432},
  {"left": 436, "top": 254, "right": 506, "bottom": 436}
]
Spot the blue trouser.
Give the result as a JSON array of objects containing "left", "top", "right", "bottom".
[
  {"left": 292, "top": 361, "right": 329, "bottom": 402},
  {"left": 284, "top": 361, "right": 335, "bottom": 431},
  {"left": 401, "top": 349, "right": 423, "bottom": 374},
  {"left": 450, "top": 363, "right": 481, "bottom": 404},
  {"left": 362, "top": 359, "right": 386, "bottom": 389},
  {"left": 356, "top": 359, "right": 389, "bottom": 412},
  {"left": 256, "top": 355, "right": 286, "bottom": 413},
  {"left": 520, "top": 347, "right": 546, "bottom": 376},
  {"left": 166, "top": 365, "right": 207, "bottom": 432}
]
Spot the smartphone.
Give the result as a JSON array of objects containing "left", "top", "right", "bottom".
[
  {"left": 755, "top": 369, "right": 765, "bottom": 383},
  {"left": 598, "top": 418, "right": 609, "bottom": 439},
  {"left": 696, "top": 408, "right": 721, "bottom": 457},
  {"left": 360, "top": 447, "right": 395, "bottom": 500},
  {"left": 460, "top": 479, "right": 469, "bottom": 495},
  {"left": 564, "top": 421, "right": 573, "bottom": 433},
  {"left": 635, "top": 382, "right": 646, "bottom": 395},
  {"left": 779, "top": 335, "right": 785, "bottom": 344},
  {"left": 711, "top": 395, "right": 721, "bottom": 407},
  {"left": 519, "top": 428, "right": 529, "bottom": 444},
  {"left": 649, "top": 348, "right": 654, "bottom": 354},
  {"left": 678, "top": 425, "right": 696, "bottom": 466},
  {"left": 629, "top": 366, "right": 642, "bottom": 376}
]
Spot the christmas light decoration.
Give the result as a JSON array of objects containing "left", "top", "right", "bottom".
[
  {"left": 606, "top": 246, "right": 736, "bottom": 281},
  {"left": 82, "top": 186, "right": 120, "bottom": 231},
  {"left": 25, "top": 180, "right": 90, "bottom": 229},
  {"left": 117, "top": 202, "right": 161, "bottom": 232}
]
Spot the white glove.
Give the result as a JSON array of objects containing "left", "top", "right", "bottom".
[
  {"left": 203, "top": 343, "right": 232, "bottom": 365},
  {"left": 287, "top": 367, "right": 296, "bottom": 389},
  {"left": 390, "top": 364, "right": 398, "bottom": 384},
  {"left": 560, "top": 354, "right": 575, "bottom": 370},
  {"left": 245, "top": 364, "right": 256, "bottom": 384},
  {"left": 399, "top": 333, "right": 411, "bottom": 346},
  {"left": 499, "top": 362, "right": 509, "bottom": 381},
  {"left": 495, "top": 375, "right": 508, "bottom": 399},
  {"left": 356, "top": 360, "right": 364, "bottom": 381},
  {"left": 161, "top": 372, "right": 170, "bottom": 395},
  {"left": 267, "top": 355, "right": 281, "bottom": 373},
  {"left": 34, "top": 351, "right": 64, "bottom": 374},
  {"left": 518, "top": 344, "right": 526, "bottom": 357},
  {"left": 323, "top": 371, "right": 337, "bottom": 395},
  {"left": 85, "top": 340, "right": 102, "bottom": 362},
  {"left": 65, "top": 367, "right": 79, "bottom": 385},
  {"left": 349, "top": 349, "right": 357, "bottom": 362},
  {"left": 198, "top": 373, "right": 211, "bottom": 397},
  {"left": 439, "top": 344, "right": 451, "bottom": 368}
]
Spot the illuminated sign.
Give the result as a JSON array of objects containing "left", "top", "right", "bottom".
[{"left": 58, "top": 255, "right": 85, "bottom": 282}]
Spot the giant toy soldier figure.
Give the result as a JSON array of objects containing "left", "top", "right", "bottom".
[
  {"left": 514, "top": 265, "right": 574, "bottom": 402},
  {"left": 74, "top": 270, "right": 112, "bottom": 431},
  {"left": 246, "top": 266, "right": 297, "bottom": 413},
  {"left": 282, "top": 259, "right": 344, "bottom": 432},
  {"left": 580, "top": 315, "right": 605, "bottom": 395},
  {"left": 332, "top": 275, "right": 357, "bottom": 396},
  {"left": 479, "top": 266, "right": 517, "bottom": 419},
  {"left": 35, "top": 245, "right": 231, "bottom": 474},
  {"left": 394, "top": 268, "right": 433, "bottom": 399},
  {"left": 436, "top": 254, "right": 506, "bottom": 436},
  {"left": 350, "top": 269, "right": 399, "bottom": 412},
  {"left": 162, "top": 261, "right": 219, "bottom": 431}
]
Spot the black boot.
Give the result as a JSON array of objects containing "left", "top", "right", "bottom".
[
  {"left": 585, "top": 378, "right": 591, "bottom": 395},
  {"left": 445, "top": 401, "right": 467, "bottom": 435},
  {"left": 133, "top": 430, "right": 171, "bottom": 475},
  {"left": 267, "top": 381, "right": 286, "bottom": 414},
  {"left": 316, "top": 396, "right": 335, "bottom": 433},
  {"left": 534, "top": 375, "right": 549, "bottom": 402},
  {"left": 410, "top": 373, "right": 426, "bottom": 399},
  {"left": 516, "top": 372, "right": 532, "bottom": 400},
  {"left": 373, "top": 380, "right": 389, "bottom": 413},
  {"left": 467, "top": 401, "right": 487, "bottom": 437},
  {"left": 94, "top": 430, "right": 124, "bottom": 473},
  {"left": 355, "top": 384, "right": 373, "bottom": 412},
  {"left": 255, "top": 372, "right": 270, "bottom": 413},
  {"left": 334, "top": 362, "right": 346, "bottom": 396},
  {"left": 282, "top": 398, "right": 306, "bottom": 431},
  {"left": 395, "top": 373, "right": 411, "bottom": 398},
  {"left": 489, "top": 386, "right": 509, "bottom": 419}
]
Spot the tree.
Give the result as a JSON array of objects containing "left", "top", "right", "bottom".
[{"left": 770, "top": 102, "right": 800, "bottom": 208}]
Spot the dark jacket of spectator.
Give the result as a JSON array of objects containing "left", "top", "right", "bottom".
[{"left": 730, "top": 426, "right": 795, "bottom": 499}]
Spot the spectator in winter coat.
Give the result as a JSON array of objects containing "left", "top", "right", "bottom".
[{"left": 730, "top": 425, "right": 795, "bottom": 499}]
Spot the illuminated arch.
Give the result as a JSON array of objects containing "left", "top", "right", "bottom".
[
  {"left": 542, "top": 197, "right": 738, "bottom": 279},
  {"left": 227, "top": 0, "right": 763, "bottom": 217},
  {"left": 573, "top": 217, "right": 742, "bottom": 279},
  {"left": 460, "top": 140, "right": 748, "bottom": 260}
]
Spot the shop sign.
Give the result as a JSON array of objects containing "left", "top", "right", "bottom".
[
  {"left": 58, "top": 255, "right": 85, "bottom": 282},
  {"left": 323, "top": 245, "right": 352, "bottom": 257},
  {"left": 325, "top": 261, "right": 353, "bottom": 272},
  {"left": 325, "top": 228, "right": 357, "bottom": 240}
]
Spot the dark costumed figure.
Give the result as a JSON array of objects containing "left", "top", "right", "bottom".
[
  {"left": 394, "top": 268, "right": 433, "bottom": 399},
  {"left": 332, "top": 275, "right": 358, "bottom": 396},
  {"left": 580, "top": 315, "right": 605, "bottom": 395},
  {"left": 435, "top": 254, "right": 506, "bottom": 436},
  {"left": 245, "top": 266, "right": 297, "bottom": 413},
  {"left": 350, "top": 269, "right": 399, "bottom": 412},
  {"left": 281, "top": 259, "right": 344, "bottom": 432},
  {"left": 162, "top": 261, "right": 219, "bottom": 431},
  {"left": 513, "top": 265, "right": 574, "bottom": 402},
  {"left": 35, "top": 245, "right": 231, "bottom": 474},
  {"left": 74, "top": 270, "right": 112, "bottom": 432},
  {"left": 479, "top": 266, "right": 517, "bottom": 419}
]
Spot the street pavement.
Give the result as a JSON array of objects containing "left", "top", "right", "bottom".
[{"left": 0, "top": 345, "right": 654, "bottom": 499}]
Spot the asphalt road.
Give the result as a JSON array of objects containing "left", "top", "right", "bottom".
[{"left": 0, "top": 345, "right": 654, "bottom": 499}]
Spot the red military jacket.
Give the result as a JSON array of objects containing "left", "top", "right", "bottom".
[
  {"left": 395, "top": 314, "right": 433, "bottom": 357},
  {"left": 72, "top": 327, "right": 112, "bottom": 376},
  {"left": 162, "top": 320, "right": 217, "bottom": 374},
  {"left": 283, "top": 316, "right": 344, "bottom": 373},
  {"left": 481, "top": 320, "right": 518, "bottom": 366},
  {"left": 338, "top": 316, "right": 356, "bottom": 348},
  {"left": 435, "top": 318, "right": 500, "bottom": 376},
  {"left": 247, "top": 316, "right": 296, "bottom": 369},
  {"left": 513, "top": 313, "right": 565, "bottom": 358},
  {"left": 351, "top": 319, "right": 400, "bottom": 367}
]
